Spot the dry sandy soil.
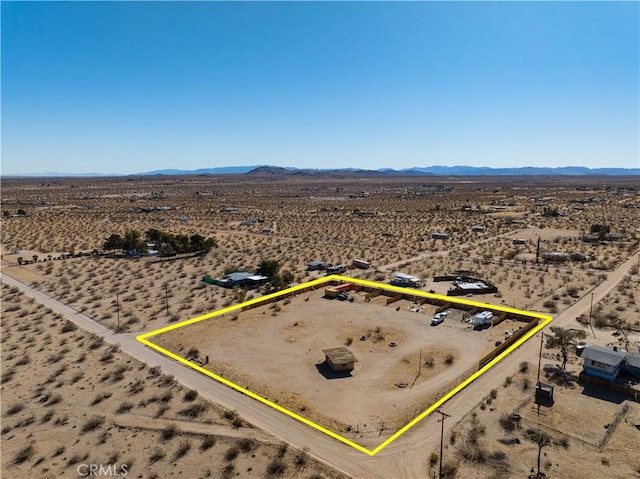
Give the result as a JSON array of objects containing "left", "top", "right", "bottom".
[
  {"left": 152, "top": 287, "right": 524, "bottom": 440},
  {"left": 427, "top": 342, "right": 640, "bottom": 479},
  {"left": 1, "top": 283, "right": 347, "bottom": 479},
  {"left": 1, "top": 174, "right": 638, "bottom": 478}
]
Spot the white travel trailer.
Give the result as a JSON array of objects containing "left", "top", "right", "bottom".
[{"left": 473, "top": 311, "right": 494, "bottom": 326}]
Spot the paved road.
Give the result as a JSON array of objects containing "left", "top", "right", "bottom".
[{"left": 2, "top": 250, "right": 638, "bottom": 478}]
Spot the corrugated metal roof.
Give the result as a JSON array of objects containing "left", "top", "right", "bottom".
[
  {"left": 322, "top": 347, "right": 358, "bottom": 365},
  {"left": 225, "top": 272, "right": 252, "bottom": 282},
  {"left": 625, "top": 353, "right": 640, "bottom": 368},
  {"left": 582, "top": 345, "right": 626, "bottom": 366}
]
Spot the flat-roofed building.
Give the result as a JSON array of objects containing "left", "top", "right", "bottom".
[{"left": 322, "top": 347, "right": 358, "bottom": 372}]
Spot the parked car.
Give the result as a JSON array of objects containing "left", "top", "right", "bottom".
[{"left": 431, "top": 311, "right": 448, "bottom": 326}]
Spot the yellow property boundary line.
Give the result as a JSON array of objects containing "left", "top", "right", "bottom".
[{"left": 137, "top": 275, "right": 552, "bottom": 456}]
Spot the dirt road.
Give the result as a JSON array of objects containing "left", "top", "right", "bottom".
[{"left": 2, "top": 250, "right": 637, "bottom": 478}]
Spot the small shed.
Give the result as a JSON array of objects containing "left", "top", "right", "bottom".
[
  {"left": 431, "top": 232, "right": 450, "bottom": 240},
  {"left": 322, "top": 347, "right": 358, "bottom": 372},
  {"left": 307, "top": 261, "right": 327, "bottom": 271},
  {"left": 535, "top": 381, "right": 555, "bottom": 404}
]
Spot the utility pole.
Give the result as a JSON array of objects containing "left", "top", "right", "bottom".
[
  {"left": 589, "top": 292, "right": 596, "bottom": 338},
  {"left": 435, "top": 409, "right": 450, "bottom": 479},
  {"left": 116, "top": 292, "right": 120, "bottom": 331},
  {"left": 536, "top": 332, "right": 544, "bottom": 414},
  {"left": 165, "top": 283, "right": 169, "bottom": 315}
]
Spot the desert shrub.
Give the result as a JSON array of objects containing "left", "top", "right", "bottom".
[
  {"left": 200, "top": 436, "right": 216, "bottom": 451},
  {"left": 424, "top": 356, "right": 435, "bottom": 368},
  {"left": 161, "top": 424, "right": 179, "bottom": 442},
  {"left": 294, "top": 447, "right": 309, "bottom": 469},
  {"left": 52, "top": 446, "right": 65, "bottom": 457},
  {"left": 238, "top": 438, "right": 256, "bottom": 453},
  {"left": 129, "top": 380, "right": 144, "bottom": 395},
  {"left": 221, "top": 463, "right": 235, "bottom": 479},
  {"left": 173, "top": 440, "right": 191, "bottom": 461},
  {"left": 81, "top": 416, "right": 105, "bottom": 433},
  {"left": 115, "top": 402, "right": 134, "bottom": 414},
  {"left": 277, "top": 443, "right": 288, "bottom": 458},
  {"left": 429, "top": 452, "right": 439, "bottom": 466},
  {"left": 224, "top": 445, "right": 239, "bottom": 461},
  {"left": 154, "top": 405, "right": 169, "bottom": 419},
  {"left": 45, "top": 394, "right": 62, "bottom": 407},
  {"left": 40, "top": 411, "right": 54, "bottom": 424},
  {"left": 13, "top": 444, "right": 34, "bottom": 465},
  {"left": 159, "top": 391, "right": 172, "bottom": 403},
  {"left": 178, "top": 402, "right": 206, "bottom": 418},
  {"left": 60, "top": 321, "right": 77, "bottom": 333},
  {"left": 6, "top": 403, "right": 24, "bottom": 416},
  {"left": 266, "top": 458, "right": 287, "bottom": 477},
  {"left": 223, "top": 409, "right": 243, "bottom": 428},
  {"left": 149, "top": 448, "right": 165, "bottom": 465},
  {"left": 91, "top": 392, "right": 112, "bottom": 405},
  {"left": 444, "top": 354, "right": 455, "bottom": 366},
  {"left": 66, "top": 451, "right": 87, "bottom": 466},
  {"left": 53, "top": 414, "right": 69, "bottom": 426},
  {"left": 183, "top": 389, "right": 198, "bottom": 402},
  {"left": 519, "top": 361, "right": 529, "bottom": 373},
  {"left": 543, "top": 300, "right": 558, "bottom": 312},
  {"left": 498, "top": 414, "right": 517, "bottom": 433},
  {"left": 186, "top": 347, "right": 199, "bottom": 358}
]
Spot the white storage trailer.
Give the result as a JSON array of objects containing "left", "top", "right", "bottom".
[{"left": 473, "top": 311, "right": 494, "bottom": 326}]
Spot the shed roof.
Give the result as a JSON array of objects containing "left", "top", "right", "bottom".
[
  {"left": 225, "top": 272, "right": 252, "bottom": 282},
  {"left": 322, "top": 347, "right": 358, "bottom": 365},
  {"left": 582, "top": 345, "right": 626, "bottom": 366},
  {"left": 624, "top": 352, "right": 640, "bottom": 369}
]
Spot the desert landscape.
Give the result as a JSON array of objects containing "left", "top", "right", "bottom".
[{"left": 2, "top": 172, "right": 639, "bottom": 478}]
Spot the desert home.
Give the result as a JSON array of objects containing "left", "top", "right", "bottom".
[{"left": 580, "top": 345, "right": 640, "bottom": 383}]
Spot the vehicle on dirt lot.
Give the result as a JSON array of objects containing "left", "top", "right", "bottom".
[{"left": 431, "top": 311, "right": 448, "bottom": 326}]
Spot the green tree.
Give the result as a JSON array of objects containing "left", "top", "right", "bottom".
[
  {"left": 189, "top": 234, "right": 205, "bottom": 252},
  {"left": 104, "top": 234, "right": 124, "bottom": 253},
  {"left": 257, "top": 259, "right": 281, "bottom": 279},
  {"left": 545, "top": 326, "right": 587, "bottom": 372},
  {"left": 611, "top": 317, "right": 632, "bottom": 351},
  {"left": 280, "top": 269, "right": 294, "bottom": 285},
  {"left": 145, "top": 228, "right": 163, "bottom": 243},
  {"left": 123, "top": 230, "right": 143, "bottom": 253},
  {"left": 527, "top": 431, "right": 551, "bottom": 479}
]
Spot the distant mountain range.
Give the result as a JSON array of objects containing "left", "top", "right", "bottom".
[
  {"left": 141, "top": 165, "right": 640, "bottom": 176},
  {"left": 4, "top": 165, "right": 639, "bottom": 177}
]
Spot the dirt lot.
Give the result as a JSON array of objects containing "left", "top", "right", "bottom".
[{"left": 153, "top": 287, "right": 527, "bottom": 437}]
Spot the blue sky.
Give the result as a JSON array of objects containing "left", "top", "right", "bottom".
[{"left": 2, "top": 1, "right": 638, "bottom": 175}]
